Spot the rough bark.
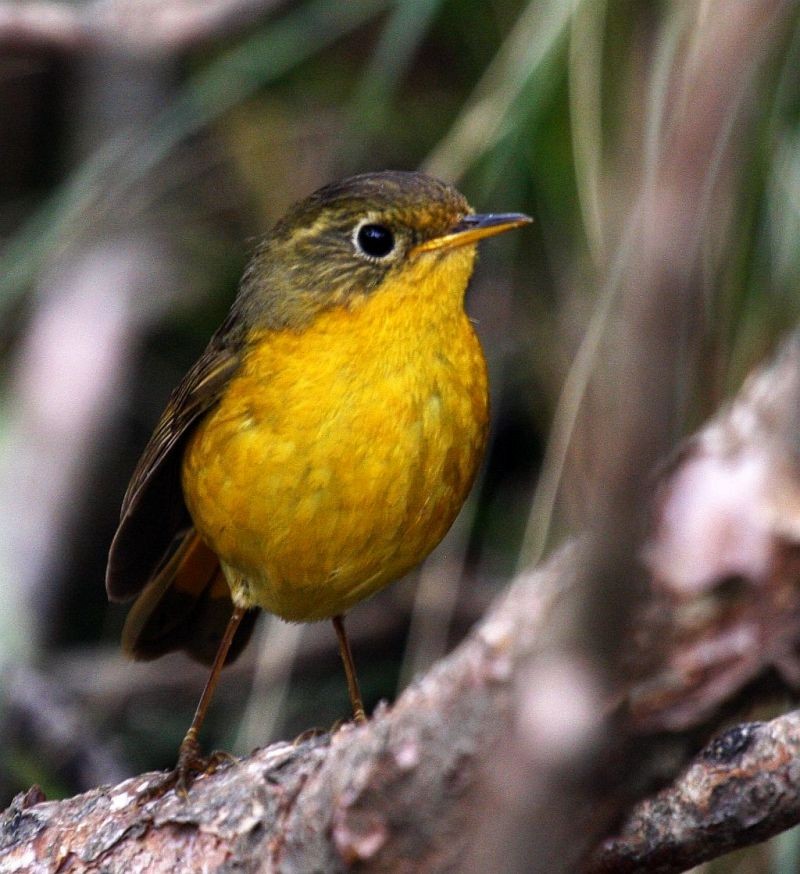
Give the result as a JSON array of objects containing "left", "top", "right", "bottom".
[
  {"left": 0, "top": 546, "right": 582, "bottom": 873},
  {"left": 589, "top": 712, "right": 800, "bottom": 874}
]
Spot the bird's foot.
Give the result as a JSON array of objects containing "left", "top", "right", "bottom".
[
  {"left": 137, "top": 731, "right": 234, "bottom": 803},
  {"left": 292, "top": 726, "right": 328, "bottom": 745},
  {"left": 330, "top": 709, "right": 368, "bottom": 735}
]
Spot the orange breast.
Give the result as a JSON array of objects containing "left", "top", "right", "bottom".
[{"left": 181, "top": 249, "right": 489, "bottom": 621}]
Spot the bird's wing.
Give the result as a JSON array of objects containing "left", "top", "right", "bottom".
[{"left": 106, "top": 324, "right": 243, "bottom": 602}]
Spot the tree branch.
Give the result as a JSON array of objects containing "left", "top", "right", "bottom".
[
  {"left": 589, "top": 711, "right": 800, "bottom": 874},
  {"left": 0, "top": 547, "right": 584, "bottom": 872}
]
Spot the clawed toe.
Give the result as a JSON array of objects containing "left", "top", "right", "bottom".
[
  {"left": 292, "top": 726, "right": 327, "bottom": 745},
  {"left": 135, "top": 732, "right": 235, "bottom": 803}
]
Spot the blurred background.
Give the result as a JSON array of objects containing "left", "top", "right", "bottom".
[{"left": 0, "top": 1, "right": 799, "bottom": 870}]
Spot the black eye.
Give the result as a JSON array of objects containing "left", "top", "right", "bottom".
[{"left": 356, "top": 223, "right": 395, "bottom": 259}]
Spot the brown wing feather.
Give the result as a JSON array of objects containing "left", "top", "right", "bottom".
[
  {"left": 121, "top": 529, "right": 258, "bottom": 665},
  {"left": 106, "top": 324, "right": 243, "bottom": 602}
]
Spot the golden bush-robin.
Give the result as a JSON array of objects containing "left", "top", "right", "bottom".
[{"left": 106, "top": 170, "right": 530, "bottom": 788}]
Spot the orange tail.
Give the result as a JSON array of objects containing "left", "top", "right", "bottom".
[{"left": 121, "top": 530, "right": 257, "bottom": 666}]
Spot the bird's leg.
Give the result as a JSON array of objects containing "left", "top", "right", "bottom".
[
  {"left": 141, "top": 605, "right": 246, "bottom": 801},
  {"left": 332, "top": 614, "right": 367, "bottom": 723},
  {"left": 175, "top": 604, "right": 246, "bottom": 787}
]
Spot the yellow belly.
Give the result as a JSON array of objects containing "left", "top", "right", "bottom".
[{"left": 181, "top": 256, "right": 488, "bottom": 621}]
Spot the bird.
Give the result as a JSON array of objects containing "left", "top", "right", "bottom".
[{"left": 106, "top": 170, "right": 531, "bottom": 790}]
